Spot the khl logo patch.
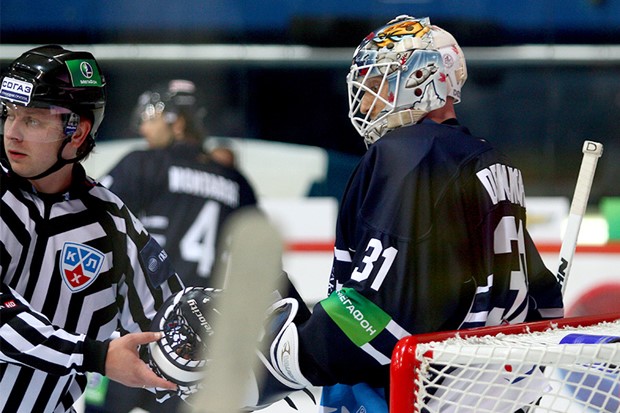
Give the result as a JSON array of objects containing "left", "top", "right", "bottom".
[{"left": 60, "top": 242, "right": 105, "bottom": 292}]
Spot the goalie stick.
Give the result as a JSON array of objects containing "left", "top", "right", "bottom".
[
  {"left": 556, "top": 140, "right": 603, "bottom": 295},
  {"left": 189, "top": 208, "right": 285, "bottom": 413}
]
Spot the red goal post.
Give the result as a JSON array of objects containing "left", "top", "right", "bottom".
[{"left": 390, "top": 313, "right": 620, "bottom": 412}]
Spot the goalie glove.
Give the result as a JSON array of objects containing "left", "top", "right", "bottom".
[
  {"left": 241, "top": 297, "right": 313, "bottom": 410},
  {"left": 147, "top": 286, "right": 313, "bottom": 409},
  {"left": 147, "top": 286, "right": 221, "bottom": 401}
]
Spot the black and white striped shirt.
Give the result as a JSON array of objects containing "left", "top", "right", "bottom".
[{"left": 0, "top": 163, "right": 183, "bottom": 412}]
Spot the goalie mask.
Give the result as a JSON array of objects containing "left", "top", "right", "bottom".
[
  {"left": 431, "top": 25, "right": 467, "bottom": 104},
  {"left": 347, "top": 15, "right": 449, "bottom": 146},
  {"left": 148, "top": 287, "right": 221, "bottom": 395}
]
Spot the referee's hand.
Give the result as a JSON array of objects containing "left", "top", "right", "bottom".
[{"left": 105, "top": 331, "right": 178, "bottom": 391}]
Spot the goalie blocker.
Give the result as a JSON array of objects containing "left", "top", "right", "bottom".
[{"left": 147, "top": 274, "right": 313, "bottom": 410}]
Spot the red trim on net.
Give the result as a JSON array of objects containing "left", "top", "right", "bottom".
[{"left": 389, "top": 313, "right": 620, "bottom": 413}]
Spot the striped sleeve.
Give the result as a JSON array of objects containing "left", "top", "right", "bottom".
[
  {"left": 108, "top": 200, "right": 183, "bottom": 335},
  {"left": 0, "top": 284, "right": 107, "bottom": 375}
]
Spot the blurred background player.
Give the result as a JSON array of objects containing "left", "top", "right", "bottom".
[
  {"left": 207, "top": 138, "right": 238, "bottom": 168},
  {"left": 101, "top": 79, "right": 257, "bottom": 288},
  {"left": 96, "top": 80, "right": 258, "bottom": 412},
  {"left": 0, "top": 45, "right": 181, "bottom": 413},
  {"left": 150, "top": 15, "right": 564, "bottom": 413}
]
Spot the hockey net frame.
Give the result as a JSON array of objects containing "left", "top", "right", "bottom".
[{"left": 390, "top": 313, "right": 620, "bottom": 412}]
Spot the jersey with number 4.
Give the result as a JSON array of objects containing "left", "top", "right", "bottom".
[
  {"left": 103, "top": 143, "right": 257, "bottom": 288},
  {"left": 297, "top": 119, "right": 564, "bottom": 388}
]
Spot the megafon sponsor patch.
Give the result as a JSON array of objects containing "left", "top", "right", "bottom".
[
  {"left": 65, "top": 59, "right": 103, "bottom": 87},
  {"left": 0, "top": 77, "right": 33, "bottom": 105}
]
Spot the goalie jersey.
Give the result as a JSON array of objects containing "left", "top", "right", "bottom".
[{"left": 296, "top": 119, "right": 564, "bottom": 407}]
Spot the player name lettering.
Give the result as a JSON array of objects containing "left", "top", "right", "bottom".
[
  {"left": 337, "top": 290, "right": 377, "bottom": 336},
  {"left": 168, "top": 166, "right": 240, "bottom": 207},
  {"left": 187, "top": 298, "right": 214, "bottom": 336},
  {"left": 476, "top": 163, "right": 525, "bottom": 207}
]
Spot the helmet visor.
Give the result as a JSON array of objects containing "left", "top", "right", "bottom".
[{"left": 2, "top": 102, "right": 78, "bottom": 143}]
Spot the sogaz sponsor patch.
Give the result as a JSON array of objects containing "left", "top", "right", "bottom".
[{"left": 0, "top": 77, "right": 33, "bottom": 105}]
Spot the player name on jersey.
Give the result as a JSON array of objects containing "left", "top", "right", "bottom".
[
  {"left": 168, "top": 166, "right": 240, "bottom": 207},
  {"left": 476, "top": 163, "right": 525, "bottom": 207}
]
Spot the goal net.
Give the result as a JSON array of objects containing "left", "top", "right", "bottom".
[{"left": 390, "top": 313, "right": 620, "bottom": 413}]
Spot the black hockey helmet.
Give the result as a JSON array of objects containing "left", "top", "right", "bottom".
[
  {"left": 0, "top": 44, "right": 106, "bottom": 142},
  {"left": 1, "top": 45, "right": 106, "bottom": 179},
  {"left": 132, "top": 79, "right": 207, "bottom": 140}
]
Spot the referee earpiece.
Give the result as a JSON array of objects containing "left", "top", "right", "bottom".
[
  {"left": 63, "top": 113, "right": 80, "bottom": 137},
  {"left": 64, "top": 115, "right": 92, "bottom": 149}
]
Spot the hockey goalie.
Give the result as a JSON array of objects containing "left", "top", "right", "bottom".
[{"left": 146, "top": 14, "right": 566, "bottom": 413}]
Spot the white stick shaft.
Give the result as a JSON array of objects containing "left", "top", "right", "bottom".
[
  {"left": 192, "top": 209, "right": 284, "bottom": 412},
  {"left": 556, "top": 140, "right": 603, "bottom": 294}
]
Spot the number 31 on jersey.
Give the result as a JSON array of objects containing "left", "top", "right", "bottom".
[{"left": 351, "top": 238, "right": 398, "bottom": 291}]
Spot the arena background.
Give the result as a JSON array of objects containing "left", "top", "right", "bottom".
[
  {"left": 3, "top": 0, "right": 620, "bottom": 199},
  {"left": 2, "top": 1, "right": 620, "bottom": 411}
]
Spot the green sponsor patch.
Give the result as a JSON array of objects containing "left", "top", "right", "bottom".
[
  {"left": 65, "top": 59, "right": 103, "bottom": 87},
  {"left": 322, "top": 287, "right": 391, "bottom": 347}
]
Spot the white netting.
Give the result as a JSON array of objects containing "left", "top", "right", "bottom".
[{"left": 406, "top": 318, "right": 620, "bottom": 412}]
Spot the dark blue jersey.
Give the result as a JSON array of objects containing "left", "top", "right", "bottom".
[
  {"left": 102, "top": 142, "right": 257, "bottom": 288},
  {"left": 298, "top": 119, "right": 563, "bottom": 388}
]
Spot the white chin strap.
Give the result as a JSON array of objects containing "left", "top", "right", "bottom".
[
  {"left": 365, "top": 108, "right": 428, "bottom": 146},
  {"left": 387, "top": 108, "right": 428, "bottom": 128}
]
